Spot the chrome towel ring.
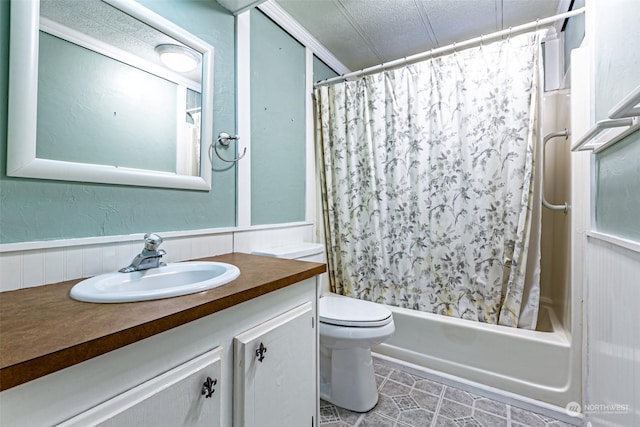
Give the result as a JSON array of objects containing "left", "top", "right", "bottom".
[{"left": 210, "top": 132, "right": 247, "bottom": 163}]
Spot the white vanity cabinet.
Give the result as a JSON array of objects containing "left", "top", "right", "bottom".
[
  {"left": 59, "top": 348, "right": 223, "bottom": 427},
  {"left": 234, "top": 302, "right": 315, "bottom": 427},
  {"left": 0, "top": 277, "right": 318, "bottom": 427}
]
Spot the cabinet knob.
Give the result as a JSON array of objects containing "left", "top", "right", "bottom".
[
  {"left": 201, "top": 376, "right": 217, "bottom": 398},
  {"left": 255, "top": 342, "right": 267, "bottom": 362}
]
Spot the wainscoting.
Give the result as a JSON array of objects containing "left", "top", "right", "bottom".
[
  {"left": 583, "top": 232, "right": 640, "bottom": 427},
  {"left": 0, "top": 222, "right": 314, "bottom": 291}
]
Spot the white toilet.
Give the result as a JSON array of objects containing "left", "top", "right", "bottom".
[
  {"left": 319, "top": 295, "right": 394, "bottom": 412},
  {"left": 253, "top": 243, "right": 395, "bottom": 413}
]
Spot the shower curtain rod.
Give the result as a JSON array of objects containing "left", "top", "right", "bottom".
[{"left": 314, "top": 7, "right": 586, "bottom": 87}]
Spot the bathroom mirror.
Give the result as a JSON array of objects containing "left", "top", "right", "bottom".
[{"left": 7, "top": 0, "right": 214, "bottom": 190}]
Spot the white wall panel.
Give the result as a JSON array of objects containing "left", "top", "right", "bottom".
[
  {"left": 82, "top": 246, "right": 104, "bottom": 278},
  {"left": 64, "top": 247, "right": 84, "bottom": 283},
  {"left": 43, "top": 248, "right": 65, "bottom": 286},
  {"left": 0, "top": 253, "right": 21, "bottom": 292},
  {"left": 0, "top": 224, "right": 317, "bottom": 290},
  {"left": 21, "top": 251, "right": 44, "bottom": 289},
  {"left": 584, "top": 234, "right": 640, "bottom": 426}
]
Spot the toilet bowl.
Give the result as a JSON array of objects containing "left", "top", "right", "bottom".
[
  {"left": 319, "top": 295, "right": 395, "bottom": 412},
  {"left": 251, "top": 243, "right": 394, "bottom": 413}
]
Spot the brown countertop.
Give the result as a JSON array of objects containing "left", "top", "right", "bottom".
[{"left": 0, "top": 252, "right": 325, "bottom": 391}]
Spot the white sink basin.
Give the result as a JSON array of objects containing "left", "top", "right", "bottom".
[{"left": 70, "top": 261, "right": 240, "bottom": 303}]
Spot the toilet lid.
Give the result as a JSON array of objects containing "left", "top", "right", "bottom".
[{"left": 319, "top": 296, "right": 392, "bottom": 327}]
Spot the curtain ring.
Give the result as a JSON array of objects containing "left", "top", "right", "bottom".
[
  {"left": 452, "top": 42, "right": 457, "bottom": 53},
  {"left": 480, "top": 34, "right": 484, "bottom": 46},
  {"left": 508, "top": 26, "right": 512, "bottom": 40}
]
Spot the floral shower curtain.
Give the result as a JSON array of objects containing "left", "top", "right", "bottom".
[{"left": 315, "top": 32, "right": 542, "bottom": 328}]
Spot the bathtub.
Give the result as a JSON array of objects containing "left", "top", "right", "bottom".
[{"left": 373, "top": 302, "right": 580, "bottom": 408}]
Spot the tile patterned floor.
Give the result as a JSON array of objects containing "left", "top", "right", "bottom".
[{"left": 319, "top": 359, "right": 579, "bottom": 427}]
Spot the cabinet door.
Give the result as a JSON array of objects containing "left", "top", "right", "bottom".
[
  {"left": 234, "top": 302, "right": 315, "bottom": 427},
  {"left": 58, "top": 347, "right": 223, "bottom": 427}
]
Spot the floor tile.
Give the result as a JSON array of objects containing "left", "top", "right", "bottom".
[
  {"left": 372, "top": 394, "right": 402, "bottom": 419},
  {"left": 472, "top": 409, "right": 508, "bottom": 427},
  {"left": 358, "top": 411, "right": 397, "bottom": 426},
  {"left": 546, "top": 422, "right": 577, "bottom": 427},
  {"left": 380, "top": 379, "right": 413, "bottom": 397},
  {"left": 397, "top": 408, "right": 434, "bottom": 426},
  {"left": 539, "top": 414, "right": 560, "bottom": 423},
  {"left": 410, "top": 389, "right": 440, "bottom": 412},
  {"left": 374, "top": 362, "right": 394, "bottom": 377},
  {"left": 473, "top": 397, "right": 507, "bottom": 417},
  {"left": 389, "top": 369, "right": 418, "bottom": 387},
  {"left": 318, "top": 358, "right": 579, "bottom": 427},
  {"left": 336, "top": 405, "right": 362, "bottom": 425},
  {"left": 510, "top": 406, "right": 548, "bottom": 426},
  {"left": 432, "top": 415, "right": 458, "bottom": 427},
  {"left": 413, "top": 378, "right": 444, "bottom": 397},
  {"left": 376, "top": 374, "right": 386, "bottom": 390},
  {"left": 451, "top": 416, "right": 482, "bottom": 426},
  {"left": 438, "top": 399, "right": 473, "bottom": 420},
  {"left": 443, "top": 386, "right": 477, "bottom": 406},
  {"left": 320, "top": 399, "right": 361, "bottom": 425},
  {"left": 392, "top": 394, "right": 421, "bottom": 411},
  {"left": 320, "top": 404, "right": 342, "bottom": 423}
]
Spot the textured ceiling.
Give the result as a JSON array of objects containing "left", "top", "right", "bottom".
[{"left": 274, "top": 0, "right": 568, "bottom": 71}]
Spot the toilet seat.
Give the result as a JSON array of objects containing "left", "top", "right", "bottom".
[{"left": 319, "top": 296, "right": 392, "bottom": 327}]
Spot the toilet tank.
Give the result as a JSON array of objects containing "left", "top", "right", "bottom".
[{"left": 252, "top": 243, "right": 325, "bottom": 263}]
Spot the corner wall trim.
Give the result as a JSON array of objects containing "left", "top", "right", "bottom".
[{"left": 257, "top": 0, "right": 350, "bottom": 76}]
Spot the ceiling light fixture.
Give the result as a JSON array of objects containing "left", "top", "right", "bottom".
[{"left": 155, "top": 44, "right": 201, "bottom": 73}]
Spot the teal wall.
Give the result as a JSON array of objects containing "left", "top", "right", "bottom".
[
  {"left": 313, "top": 55, "right": 338, "bottom": 82},
  {"left": 0, "top": 1, "right": 8, "bottom": 239},
  {"left": 0, "top": 0, "right": 237, "bottom": 243},
  {"left": 563, "top": 0, "right": 585, "bottom": 74},
  {"left": 250, "top": 10, "right": 306, "bottom": 225},
  {"left": 593, "top": 0, "right": 640, "bottom": 241},
  {"left": 593, "top": 0, "right": 640, "bottom": 121}
]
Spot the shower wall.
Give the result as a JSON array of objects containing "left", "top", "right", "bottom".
[{"left": 540, "top": 90, "right": 572, "bottom": 330}]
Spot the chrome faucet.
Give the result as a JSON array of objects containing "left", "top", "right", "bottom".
[{"left": 119, "top": 233, "right": 167, "bottom": 273}]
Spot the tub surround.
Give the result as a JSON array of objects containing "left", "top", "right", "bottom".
[{"left": 0, "top": 252, "right": 326, "bottom": 391}]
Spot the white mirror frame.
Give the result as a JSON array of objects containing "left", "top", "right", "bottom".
[{"left": 7, "top": 0, "right": 214, "bottom": 191}]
